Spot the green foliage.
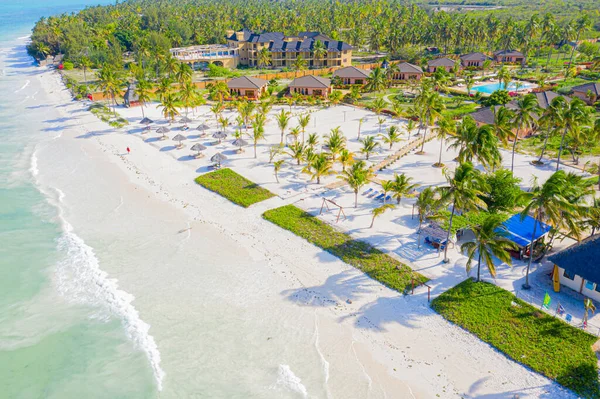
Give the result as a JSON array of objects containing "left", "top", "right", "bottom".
[
  {"left": 435, "top": 211, "right": 497, "bottom": 235},
  {"left": 432, "top": 279, "right": 600, "bottom": 398},
  {"left": 195, "top": 168, "right": 274, "bottom": 207},
  {"left": 484, "top": 90, "right": 511, "bottom": 106},
  {"left": 206, "top": 63, "right": 239, "bottom": 78},
  {"left": 62, "top": 61, "right": 74, "bottom": 70},
  {"left": 481, "top": 169, "right": 524, "bottom": 213},
  {"left": 263, "top": 205, "right": 428, "bottom": 293}
]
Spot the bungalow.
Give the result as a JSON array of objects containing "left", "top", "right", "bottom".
[
  {"left": 427, "top": 57, "right": 456, "bottom": 73},
  {"left": 470, "top": 91, "right": 570, "bottom": 137},
  {"left": 123, "top": 82, "right": 140, "bottom": 108},
  {"left": 227, "top": 76, "right": 268, "bottom": 99},
  {"left": 332, "top": 66, "right": 370, "bottom": 85},
  {"left": 571, "top": 82, "right": 599, "bottom": 104},
  {"left": 493, "top": 50, "right": 526, "bottom": 65},
  {"left": 460, "top": 52, "right": 492, "bottom": 68},
  {"left": 289, "top": 75, "right": 331, "bottom": 97},
  {"left": 390, "top": 62, "right": 423, "bottom": 81},
  {"left": 549, "top": 235, "right": 600, "bottom": 302}
]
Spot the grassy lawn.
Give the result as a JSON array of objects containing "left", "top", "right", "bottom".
[
  {"left": 518, "top": 133, "right": 600, "bottom": 158},
  {"left": 263, "top": 205, "right": 428, "bottom": 292},
  {"left": 432, "top": 279, "right": 600, "bottom": 398},
  {"left": 195, "top": 168, "right": 274, "bottom": 207}
]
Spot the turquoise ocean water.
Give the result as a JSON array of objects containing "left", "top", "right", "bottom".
[{"left": 0, "top": 1, "right": 158, "bottom": 397}]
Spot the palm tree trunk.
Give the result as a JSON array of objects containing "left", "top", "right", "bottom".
[
  {"left": 141, "top": 104, "right": 145, "bottom": 119},
  {"left": 537, "top": 128, "right": 550, "bottom": 163},
  {"left": 355, "top": 190, "right": 358, "bottom": 208},
  {"left": 511, "top": 132, "right": 519, "bottom": 172},
  {"left": 254, "top": 143, "right": 257, "bottom": 159},
  {"left": 419, "top": 117, "right": 429, "bottom": 153},
  {"left": 477, "top": 250, "right": 482, "bottom": 282},
  {"left": 437, "top": 137, "right": 444, "bottom": 166},
  {"left": 370, "top": 215, "right": 375, "bottom": 228},
  {"left": 523, "top": 217, "right": 539, "bottom": 289},
  {"left": 443, "top": 203, "right": 456, "bottom": 263},
  {"left": 545, "top": 48, "right": 553, "bottom": 70},
  {"left": 556, "top": 126, "right": 568, "bottom": 171}
]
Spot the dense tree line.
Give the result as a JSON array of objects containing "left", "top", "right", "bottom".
[{"left": 27, "top": 0, "right": 600, "bottom": 67}]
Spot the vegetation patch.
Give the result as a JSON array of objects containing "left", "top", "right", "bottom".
[
  {"left": 88, "top": 103, "right": 128, "bottom": 128},
  {"left": 432, "top": 279, "right": 600, "bottom": 398},
  {"left": 195, "top": 168, "right": 274, "bottom": 207},
  {"left": 263, "top": 205, "right": 428, "bottom": 292}
]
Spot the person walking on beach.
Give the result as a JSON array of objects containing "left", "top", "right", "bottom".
[{"left": 126, "top": 147, "right": 130, "bottom": 154}]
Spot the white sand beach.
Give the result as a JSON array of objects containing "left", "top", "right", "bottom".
[{"left": 30, "top": 65, "right": 584, "bottom": 398}]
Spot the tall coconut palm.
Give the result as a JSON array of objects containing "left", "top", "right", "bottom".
[
  {"left": 79, "top": 56, "right": 92, "bottom": 86},
  {"left": 520, "top": 171, "right": 576, "bottom": 288},
  {"left": 391, "top": 173, "right": 419, "bottom": 205},
  {"left": 566, "top": 14, "right": 591, "bottom": 80},
  {"left": 160, "top": 92, "right": 179, "bottom": 123},
  {"left": 360, "top": 136, "right": 379, "bottom": 160},
  {"left": 312, "top": 40, "right": 327, "bottom": 68},
  {"left": 325, "top": 127, "right": 346, "bottom": 161},
  {"left": 370, "top": 204, "right": 396, "bottom": 228},
  {"left": 366, "top": 67, "right": 387, "bottom": 92},
  {"left": 461, "top": 214, "right": 517, "bottom": 281},
  {"left": 491, "top": 106, "right": 516, "bottom": 146},
  {"left": 437, "top": 162, "right": 488, "bottom": 263},
  {"left": 434, "top": 117, "right": 456, "bottom": 167},
  {"left": 380, "top": 125, "right": 402, "bottom": 150},
  {"left": 449, "top": 116, "right": 502, "bottom": 170},
  {"left": 175, "top": 62, "right": 193, "bottom": 86},
  {"left": 553, "top": 97, "right": 592, "bottom": 171},
  {"left": 497, "top": 66, "right": 512, "bottom": 90},
  {"left": 134, "top": 79, "right": 153, "bottom": 119},
  {"left": 178, "top": 80, "right": 197, "bottom": 117},
  {"left": 302, "top": 153, "right": 332, "bottom": 184},
  {"left": 337, "top": 160, "right": 373, "bottom": 207},
  {"left": 297, "top": 114, "right": 310, "bottom": 143},
  {"left": 96, "top": 65, "right": 123, "bottom": 118},
  {"left": 511, "top": 94, "right": 541, "bottom": 171},
  {"left": 276, "top": 109, "right": 291, "bottom": 145},
  {"left": 416, "top": 85, "right": 445, "bottom": 154},
  {"left": 210, "top": 102, "right": 224, "bottom": 126},
  {"left": 250, "top": 115, "right": 266, "bottom": 159},
  {"left": 257, "top": 47, "right": 272, "bottom": 68}
]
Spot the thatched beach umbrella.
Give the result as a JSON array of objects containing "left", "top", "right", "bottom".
[
  {"left": 156, "top": 126, "right": 170, "bottom": 140},
  {"left": 212, "top": 131, "right": 227, "bottom": 144},
  {"left": 140, "top": 117, "right": 153, "bottom": 126},
  {"left": 172, "top": 134, "right": 187, "bottom": 148},
  {"left": 190, "top": 143, "right": 207, "bottom": 158},
  {"left": 196, "top": 123, "right": 210, "bottom": 137},
  {"left": 210, "top": 152, "right": 227, "bottom": 168},
  {"left": 232, "top": 138, "right": 248, "bottom": 152},
  {"left": 179, "top": 116, "right": 192, "bottom": 129}
]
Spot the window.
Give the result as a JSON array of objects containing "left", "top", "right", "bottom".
[
  {"left": 585, "top": 281, "right": 595, "bottom": 291},
  {"left": 595, "top": 284, "right": 600, "bottom": 293},
  {"left": 563, "top": 269, "right": 574, "bottom": 280}
]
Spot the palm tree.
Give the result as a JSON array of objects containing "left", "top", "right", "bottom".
[
  {"left": 297, "top": 114, "right": 310, "bottom": 143},
  {"left": 437, "top": 162, "right": 488, "bottom": 263},
  {"left": 357, "top": 117, "right": 364, "bottom": 140},
  {"left": 33, "top": 42, "right": 51, "bottom": 60},
  {"left": 520, "top": 170, "right": 575, "bottom": 289},
  {"left": 380, "top": 125, "right": 402, "bottom": 150},
  {"left": 257, "top": 47, "right": 272, "bottom": 68},
  {"left": 329, "top": 90, "right": 343, "bottom": 105},
  {"left": 380, "top": 180, "right": 395, "bottom": 203},
  {"left": 79, "top": 56, "right": 92, "bottom": 86},
  {"left": 434, "top": 117, "right": 456, "bottom": 167},
  {"left": 207, "top": 81, "right": 229, "bottom": 102},
  {"left": 325, "top": 127, "right": 346, "bottom": 162},
  {"left": 97, "top": 65, "right": 123, "bottom": 118},
  {"left": 178, "top": 81, "right": 197, "bottom": 117},
  {"left": 366, "top": 67, "right": 388, "bottom": 92},
  {"left": 376, "top": 117, "right": 385, "bottom": 134},
  {"left": 553, "top": 97, "right": 592, "bottom": 171},
  {"left": 461, "top": 214, "right": 517, "bottom": 281},
  {"left": 273, "top": 160, "right": 284, "bottom": 183},
  {"left": 405, "top": 119, "right": 416, "bottom": 140},
  {"left": 491, "top": 106, "right": 516, "bottom": 146},
  {"left": 287, "top": 142, "right": 306, "bottom": 165},
  {"left": 416, "top": 85, "right": 445, "bottom": 154},
  {"left": 306, "top": 133, "right": 319, "bottom": 149},
  {"left": 360, "top": 136, "right": 379, "bottom": 160},
  {"left": 391, "top": 173, "right": 419, "bottom": 204},
  {"left": 175, "top": 62, "right": 193, "bottom": 86},
  {"left": 511, "top": 94, "right": 541, "bottom": 171},
  {"left": 370, "top": 204, "right": 396, "bottom": 228},
  {"left": 339, "top": 149, "right": 354, "bottom": 172},
  {"left": 302, "top": 153, "right": 332, "bottom": 184},
  {"left": 276, "top": 109, "right": 291, "bottom": 145},
  {"left": 370, "top": 98, "right": 387, "bottom": 115},
  {"left": 134, "top": 79, "right": 153, "bottom": 119},
  {"left": 155, "top": 77, "right": 174, "bottom": 100},
  {"left": 292, "top": 55, "right": 307, "bottom": 71},
  {"left": 497, "top": 66, "right": 512, "bottom": 90},
  {"left": 218, "top": 116, "right": 230, "bottom": 135},
  {"left": 160, "top": 92, "right": 179, "bottom": 123},
  {"left": 250, "top": 116, "right": 266, "bottom": 159},
  {"left": 566, "top": 14, "right": 591, "bottom": 80},
  {"left": 416, "top": 187, "right": 438, "bottom": 245},
  {"left": 312, "top": 40, "right": 327, "bottom": 68},
  {"left": 464, "top": 74, "right": 475, "bottom": 96},
  {"left": 337, "top": 160, "right": 373, "bottom": 207}
]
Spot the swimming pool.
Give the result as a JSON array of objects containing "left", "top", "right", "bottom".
[{"left": 471, "top": 81, "right": 533, "bottom": 94}]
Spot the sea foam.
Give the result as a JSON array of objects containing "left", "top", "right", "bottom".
[
  {"left": 52, "top": 188, "right": 165, "bottom": 391},
  {"left": 275, "top": 365, "right": 308, "bottom": 398}
]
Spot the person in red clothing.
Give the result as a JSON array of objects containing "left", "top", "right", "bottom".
[{"left": 126, "top": 147, "right": 130, "bottom": 154}]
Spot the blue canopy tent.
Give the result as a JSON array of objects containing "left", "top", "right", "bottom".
[{"left": 498, "top": 214, "right": 552, "bottom": 259}]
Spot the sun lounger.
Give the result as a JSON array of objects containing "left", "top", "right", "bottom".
[
  {"left": 367, "top": 191, "right": 379, "bottom": 198},
  {"left": 362, "top": 188, "right": 373, "bottom": 195},
  {"left": 380, "top": 195, "right": 391, "bottom": 202},
  {"left": 374, "top": 193, "right": 385, "bottom": 201}
]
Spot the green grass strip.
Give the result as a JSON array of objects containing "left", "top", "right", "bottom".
[
  {"left": 432, "top": 279, "right": 600, "bottom": 398},
  {"left": 195, "top": 168, "right": 274, "bottom": 208},
  {"left": 263, "top": 205, "right": 428, "bottom": 293}
]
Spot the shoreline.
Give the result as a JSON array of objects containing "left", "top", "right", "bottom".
[{"left": 30, "top": 51, "right": 579, "bottom": 398}]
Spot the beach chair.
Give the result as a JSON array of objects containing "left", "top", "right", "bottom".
[
  {"left": 362, "top": 188, "right": 373, "bottom": 195},
  {"left": 374, "top": 193, "right": 385, "bottom": 201},
  {"left": 367, "top": 191, "right": 379, "bottom": 198}
]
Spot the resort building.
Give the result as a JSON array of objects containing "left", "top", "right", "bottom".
[
  {"left": 493, "top": 50, "right": 526, "bottom": 65},
  {"left": 470, "top": 91, "right": 570, "bottom": 137},
  {"left": 427, "top": 57, "right": 456, "bottom": 73},
  {"left": 571, "top": 82, "right": 600, "bottom": 104},
  {"left": 288, "top": 75, "right": 331, "bottom": 97},
  {"left": 332, "top": 66, "right": 370, "bottom": 85},
  {"left": 170, "top": 44, "right": 240, "bottom": 69},
  {"left": 390, "top": 62, "right": 423, "bottom": 81},
  {"left": 549, "top": 235, "right": 600, "bottom": 301},
  {"left": 460, "top": 52, "right": 492, "bottom": 68},
  {"left": 225, "top": 30, "right": 352, "bottom": 69},
  {"left": 227, "top": 76, "right": 268, "bottom": 99}
]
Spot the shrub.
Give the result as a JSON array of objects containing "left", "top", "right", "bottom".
[{"left": 62, "top": 61, "right": 74, "bottom": 70}]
